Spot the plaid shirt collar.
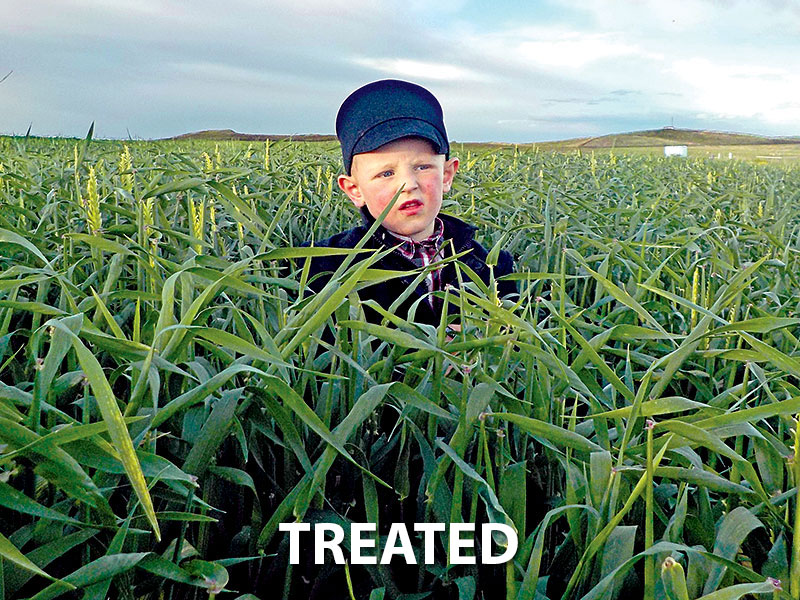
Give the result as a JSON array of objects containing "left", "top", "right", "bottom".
[{"left": 385, "top": 217, "right": 444, "bottom": 263}]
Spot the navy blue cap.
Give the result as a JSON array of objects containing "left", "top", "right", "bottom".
[{"left": 336, "top": 79, "right": 449, "bottom": 175}]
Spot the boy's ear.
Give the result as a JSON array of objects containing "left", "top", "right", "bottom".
[
  {"left": 337, "top": 174, "right": 365, "bottom": 207},
  {"left": 442, "top": 157, "right": 459, "bottom": 193}
]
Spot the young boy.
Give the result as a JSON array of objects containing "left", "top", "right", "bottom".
[
  {"left": 306, "top": 79, "right": 516, "bottom": 324},
  {"left": 275, "top": 80, "right": 517, "bottom": 598}
]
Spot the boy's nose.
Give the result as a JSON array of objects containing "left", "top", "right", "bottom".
[{"left": 398, "top": 169, "right": 419, "bottom": 192}]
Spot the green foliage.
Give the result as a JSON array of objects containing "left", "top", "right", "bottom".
[{"left": 1, "top": 136, "right": 799, "bottom": 599}]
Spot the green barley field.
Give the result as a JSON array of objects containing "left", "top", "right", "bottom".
[{"left": 1, "top": 133, "right": 800, "bottom": 600}]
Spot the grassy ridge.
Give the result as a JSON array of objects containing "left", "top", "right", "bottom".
[
  {"left": 168, "top": 130, "right": 338, "bottom": 143},
  {"left": 536, "top": 127, "right": 800, "bottom": 149},
  {"left": 0, "top": 137, "right": 799, "bottom": 599}
]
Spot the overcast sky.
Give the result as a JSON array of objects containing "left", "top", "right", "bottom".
[{"left": 2, "top": 0, "right": 799, "bottom": 142}]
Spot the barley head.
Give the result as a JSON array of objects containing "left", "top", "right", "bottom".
[
  {"left": 202, "top": 152, "right": 213, "bottom": 174},
  {"left": 188, "top": 196, "right": 205, "bottom": 254},
  {"left": 86, "top": 166, "right": 102, "bottom": 235},
  {"left": 119, "top": 145, "right": 134, "bottom": 192},
  {"left": 141, "top": 197, "right": 154, "bottom": 231}
]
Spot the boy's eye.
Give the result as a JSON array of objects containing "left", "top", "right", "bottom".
[
  {"left": 378, "top": 170, "right": 393, "bottom": 178},
  {"left": 417, "top": 164, "right": 432, "bottom": 170}
]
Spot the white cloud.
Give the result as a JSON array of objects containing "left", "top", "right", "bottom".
[
  {"left": 449, "top": 24, "right": 672, "bottom": 98},
  {"left": 238, "top": 0, "right": 380, "bottom": 15},
  {"left": 0, "top": 0, "right": 188, "bottom": 34},
  {"left": 460, "top": 26, "right": 646, "bottom": 72},
  {"left": 406, "top": 0, "right": 468, "bottom": 13},
  {"left": 351, "top": 57, "right": 487, "bottom": 82},
  {"left": 60, "top": 0, "right": 182, "bottom": 16},
  {"left": 514, "top": 30, "right": 642, "bottom": 69},
  {"left": 170, "top": 61, "right": 275, "bottom": 85},
  {"left": 670, "top": 58, "right": 800, "bottom": 123}
]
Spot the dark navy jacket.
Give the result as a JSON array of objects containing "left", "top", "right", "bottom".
[{"left": 303, "top": 210, "right": 516, "bottom": 325}]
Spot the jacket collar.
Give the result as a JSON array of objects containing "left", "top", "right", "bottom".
[{"left": 359, "top": 206, "right": 476, "bottom": 252}]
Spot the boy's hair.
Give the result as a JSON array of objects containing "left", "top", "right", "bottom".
[{"left": 335, "top": 79, "right": 449, "bottom": 175}]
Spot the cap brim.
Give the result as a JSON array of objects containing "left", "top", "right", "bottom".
[{"left": 352, "top": 118, "right": 448, "bottom": 159}]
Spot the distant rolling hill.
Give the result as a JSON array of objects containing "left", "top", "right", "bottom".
[
  {"left": 535, "top": 127, "right": 800, "bottom": 150},
  {"left": 168, "top": 129, "right": 336, "bottom": 142}
]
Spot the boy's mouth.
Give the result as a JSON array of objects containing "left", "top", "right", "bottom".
[{"left": 398, "top": 199, "right": 424, "bottom": 213}]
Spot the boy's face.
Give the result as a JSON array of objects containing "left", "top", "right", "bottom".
[{"left": 338, "top": 137, "right": 459, "bottom": 241}]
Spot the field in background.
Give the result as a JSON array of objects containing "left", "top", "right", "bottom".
[
  {"left": 460, "top": 142, "right": 800, "bottom": 164},
  {"left": 457, "top": 127, "right": 800, "bottom": 164},
  {"left": 539, "top": 144, "right": 800, "bottom": 164},
  {"left": 1, "top": 136, "right": 800, "bottom": 600}
]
